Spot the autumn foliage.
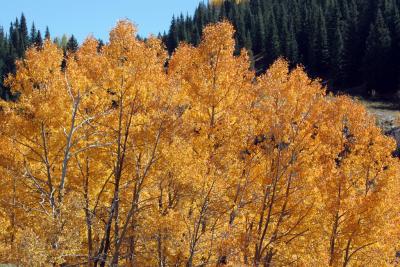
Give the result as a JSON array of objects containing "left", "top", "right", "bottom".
[{"left": 0, "top": 20, "right": 399, "bottom": 266}]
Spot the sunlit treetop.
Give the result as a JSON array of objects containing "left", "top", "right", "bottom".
[{"left": 0, "top": 20, "right": 398, "bottom": 267}]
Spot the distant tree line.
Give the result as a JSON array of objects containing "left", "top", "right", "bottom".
[
  {"left": 162, "top": 0, "right": 400, "bottom": 96},
  {"left": 0, "top": 14, "right": 79, "bottom": 100}
]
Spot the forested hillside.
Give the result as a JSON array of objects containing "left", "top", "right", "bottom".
[
  {"left": 3, "top": 1, "right": 400, "bottom": 98},
  {"left": 0, "top": 14, "right": 79, "bottom": 100},
  {"left": 1, "top": 20, "right": 400, "bottom": 266},
  {"left": 163, "top": 0, "right": 400, "bottom": 96},
  {"left": 1, "top": 2, "right": 400, "bottom": 266}
]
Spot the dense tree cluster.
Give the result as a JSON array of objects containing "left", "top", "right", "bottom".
[
  {"left": 163, "top": 0, "right": 400, "bottom": 96},
  {"left": 0, "top": 14, "right": 80, "bottom": 100},
  {"left": 0, "top": 20, "right": 399, "bottom": 266},
  {"left": 0, "top": 14, "right": 43, "bottom": 100}
]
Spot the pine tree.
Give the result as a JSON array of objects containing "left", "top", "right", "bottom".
[
  {"left": 97, "top": 38, "right": 105, "bottom": 52},
  {"left": 194, "top": 2, "right": 208, "bottom": 33},
  {"left": 167, "top": 16, "right": 179, "bottom": 53},
  {"left": 315, "top": 8, "right": 330, "bottom": 75},
  {"left": 342, "top": 0, "right": 362, "bottom": 86},
  {"left": 384, "top": 1, "right": 400, "bottom": 91},
  {"left": 264, "top": 13, "right": 280, "bottom": 67},
  {"left": 177, "top": 14, "right": 188, "bottom": 42},
  {"left": 53, "top": 37, "right": 61, "bottom": 48},
  {"left": 59, "top": 34, "right": 68, "bottom": 50},
  {"left": 11, "top": 19, "right": 23, "bottom": 57},
  {"left": 0, "top": 27, "right": 6, "bottom": 95},
  {"left": 35, "top": 30, "right": 43, "bottom": 47},
  {"left": 305, "top": 6, "right": 319, "bottom": 74},
  {"left": 232, "top": 2, "right": 245, "bottom": 53},
  {"left": 19, "top": 13, "right": 29, "bottom": 50},
  {"left": 244, "top": 29, "right": 252, "bottom": 51},
  {"left": 66, "top": 34, "right": 78, "bottom": 52},
  {"left": 364, "top": 9, "right": 392, "bottom": 94},
  {"left": 45, "top": 26, "right": 51, "bottom": 40},
  {"left": 191, "top": 25, "right": 201, "bottom": 46},
  {"left": 393, "top": 5, "right": 400, "bottom": 92},
  {"left": 29, "top": 22, "right": 37, "bottom": 44},
  {"left": 251, "top": 0, "right": 265, "bottom": 56},
  {"left": 330, "top": 26, "right": 346, "bottom": 84},
  {"left": 219, "top": 1, "right": 227, "bottom": 19}
]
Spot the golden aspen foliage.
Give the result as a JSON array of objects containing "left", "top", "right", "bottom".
[
  {"left": 0, "top": 20, "right": 399, "bottom": 267},
  {"left": 210, "top": 0, "right": 245, "bottom": 6},
  {"left": 229, "top": 60, "right": 329, "bottom": 266},
  {"left": 168, "top": 21, "right": 256, "bottom": 266},
  {"left": 312, "top": 96, "right": 400, "bottom": 266}
]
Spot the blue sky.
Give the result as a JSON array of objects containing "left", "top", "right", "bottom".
[{"left": 1, "top": 0, "right": 205, "bottom": 42}]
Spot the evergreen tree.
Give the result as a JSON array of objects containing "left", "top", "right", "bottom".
[
  {"left": 393, "top": 5, "right": 400, "bottom": 91},
  {"left": 167, "top": 16, "right": 179, "bottom": 53},
  {"left": 191, "top": 25, "right": 201, "bottom": 46},
  {"left": 66, "top": 34, "right": 78, "bottom": 52},
  {"left": 244, "top": 29, "right": 253, "bottom": 51},
  {"left": 286, "top": 22, "right": 299, "bottom": 65},
  {"left": 53, "top": 37, "right": 61, "bottom": 47},
  {"left": 177, "top": 14, "right": 188, "bottom": 42},
  {"left": 97, "top": 38, "right": 105, "bottom": 52},
  {"left": 45, "top": 26, "right": 51, "bottom": 40},
  {"left": 61, "top": 34, "right": 68, "bottom": 51},
  {"left": 11, "top": 19, "right": 23, "bottom": 57},
  {"left": 35, "top": 30, "right": 43, "bottom": 47},
  {"left": 315, "top": 8, "right": 330, "bottom": 75},
  {"left": 342, "top": 0, "right": 362, "bottom": 85},
  {"left": 194, "top": 2, "right": 207, "bottom": 34},
  {"left": 305, "top": 7, "right": 319, "bottom": 74},
  {"left": 219, "top": 1, "right": 228, "bottom": 19},
  {"left": 364, "top": 9, "right": 392, "bottom": 94},
  {"left": 330, "top": 26, "right": 346, "bottom": 84},
  {"left": 19, "top": 13, "right": 29, "bottom": 49},
  {"left": 252, "top": 4, "right": 270, "bottom": 56},
  {"left": 264, "top": 12, "right": 280, "bottom": 67},
  {"left": 0, "top": 27, "right": 7, "bottom": 97},
  {"left": 30, "top": 22, "right": 37, "bottom": 44}
]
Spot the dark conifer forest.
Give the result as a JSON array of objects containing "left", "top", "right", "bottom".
[{"left": 163, "top": 0, "right": 400, "bottom": 96}]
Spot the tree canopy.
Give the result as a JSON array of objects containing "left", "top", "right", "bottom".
[
  {"left": 163, "top": 0, "right": 400, "bottom": 96},
  {"left": 0, "top": 20, "right": 399, "bottom": 266},
  {"left": 0, "top": 14, "right": 76, "bottom": 101}
]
